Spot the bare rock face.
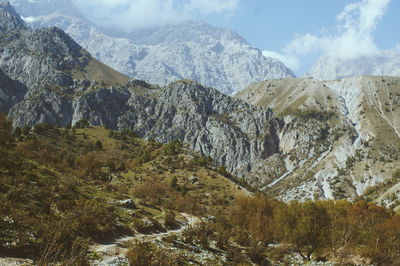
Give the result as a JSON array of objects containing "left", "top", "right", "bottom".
[
  {"left": 0, "top": 0, "right": 27, "bottom": 34},
  {"left": 71, "top": 80, "right": 281, "bottom": 177},
  {"left": 0, "top": 69, "right": 26, "bottom": 114},
  {"left": 0, "top": 26, "right": 88, "bottom": 91}
]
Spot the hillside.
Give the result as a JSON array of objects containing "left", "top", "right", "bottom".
[
  {"left": 1, "top": 2, "right": 399, "bottom": 204},
  {"left": 1, "top": 116, "right": 399, "bottom": 265},
  {"left": 237, "top": 77, "right": 400, "bottom": 206},
  {"left": 1, "top": 1, "right": 400, "bottom": 265},
  {"left": 235, "top": 78, "right": 338, "bottom": 115},
  {"left": 0, "top": 2, "right": 289, "bottom": 186},
  {"left": 0, "top": 116, "right": 253, "bottom": 265}
]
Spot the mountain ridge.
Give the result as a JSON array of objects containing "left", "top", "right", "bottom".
[
  {"left": 1, "top": 1, "right": 399, "bottom": 204},
  {"left": 11, "top": 0, "right": 295, "bottom": 94},
  {"left": 0, "top": 2, "right": 283, "bottom": 181}
]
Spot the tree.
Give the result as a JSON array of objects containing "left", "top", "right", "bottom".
[
  {"left": 230, "top": 194, "right": 280, "bottom": 244},
  {"left": 217, "top": 165, "right": 230, "bottom": 177},
  {"left": 21, "top": 125, "right": 31, "bottom": 135},
  {"left": 94, "top": 140, "right": 103, "bottom": 150},
  {"left": 76, "top": 152, "right": 103, "bottom": 178},
  {"left": 0, "top": 114, "right": 13, "bottom": 147},
  {"left": 392, "top": 169, "right": 400, "bottom": 180},
  {"left": 13, "top": 127, "right": 22, "bottom": 138},
  {"left": 164, "top": 139, "right": 182, "bottom": 155},
  {"left": 170, "top": 176, "right": 178, "bottom": 188},
  {"left": 275, "top": 201, "right": 330, "bottom": 261},
  {"left": 164, "top": 210, "right": 177, "bottom": 228},
  {"left": 367, "top": 214, "right": 400, "bottom": 264},
  {"left": 74, "top": 119, "right": 90, "bottom": 129}
]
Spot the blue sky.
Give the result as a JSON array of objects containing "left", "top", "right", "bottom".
[
  {"left": 202, "top": 0, "right": 400, "bottom": 75},
  {"left": 75, "top": 0, "right": 400, "bottom": 76}
]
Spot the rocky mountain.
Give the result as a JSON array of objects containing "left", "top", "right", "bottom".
[
  {"left": 237, "top": 76, "right": 400, "bottom": 208},
  {"left": 0, "top": 1, "right": 129, "bottom": 126},
  {"left": 307, "top": 52, "right": 400, "bottom": 80},
  {"left": 10, "top": 0, "right": 295, "bottom": 94},
  {"left": 0, "top": 2, "right": 283, "bottom": 180},
  {"left": 1, "top": 2, "right": 399, "bottom": 205}
]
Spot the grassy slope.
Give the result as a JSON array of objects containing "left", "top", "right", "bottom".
[
  {"left": 0, "top": 125, "right": 247, "bottom": 264},
  {"left": 72, "top": 50, "right": 130, "bottom": 87},
  {"left": 235, "top": 78, "right": 338, "bottom": 116}
]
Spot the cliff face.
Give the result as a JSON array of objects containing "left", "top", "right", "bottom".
[{"left": 71, "top": 80, "right": 281, "bottom": 176}]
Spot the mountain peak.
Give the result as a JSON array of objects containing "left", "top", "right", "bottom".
[
  {"left": 10, "top": 0, "right": 295, "bottom": 94},
  {"left": 0, "top": 1, "right": 27, "bottom": 33}
]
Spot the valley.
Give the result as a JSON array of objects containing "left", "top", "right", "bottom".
[{"left": 0, "top": 1, "right": 400, "bottom": 265}]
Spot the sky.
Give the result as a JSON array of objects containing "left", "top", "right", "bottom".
[{"left": 73, "top": 0, "right": 400, "bottom": 76}]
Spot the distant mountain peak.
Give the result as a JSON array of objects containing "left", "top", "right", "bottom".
[{"left": 11, "top": 0, "right": 295, "bottom": 94}]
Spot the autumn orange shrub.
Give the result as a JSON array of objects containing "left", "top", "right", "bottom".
[{"left": 366, "top": 214, "right": 400, "bottom": 264}]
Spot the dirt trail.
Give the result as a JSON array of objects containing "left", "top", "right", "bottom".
[{"left": 89, "top": 213, "right": 200, "bottom": 265}]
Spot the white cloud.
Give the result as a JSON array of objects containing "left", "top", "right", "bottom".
[
  {"left": 262, "top": 50, "right": 300, "bottom": 71},
  {"left": 265, "top": 0, "right": 393, "bottom": 72},
  {"left": 186, "top": 0, "right": 240, "bottom": 14},
  {"left": 72, "top": 0, "right": 240, "bottom": 32},
  {"left": 286, "top": 0, "right": 392, "bottom": 59}
]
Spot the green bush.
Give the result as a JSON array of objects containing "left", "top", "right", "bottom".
[
  {"left": 164, "top": 140, "right": 182, "bottom": 155},
  {"left": 392, "top": 169, "right": 400, "bottom": 180}
]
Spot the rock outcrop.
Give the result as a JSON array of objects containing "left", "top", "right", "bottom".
[
  {"left": 72, "top": 81, "right": 281, "bottom": 176},
  {"left": 0, "top": 0, "right": 26, "bottom": 34}
]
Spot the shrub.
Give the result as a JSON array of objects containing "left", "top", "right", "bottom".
[
  {"left": 216, "top": 165, "right": 230, "bottom": 177},
  {"left": 392, "top": 169, "right": 400, "bottom": 180},
  {"left": 0, "top": 114, "right": 13, "bottom": 147},
  {"left": 94, "top": 140, "right": 103, "bottom": 150},
  {"left": 33, "top": 123, "right": 53, "bottom": 134},
  {"left": 164, "top": 139, "right": 182, "bottom": 155},
  {"left": 126, "top": 241, "right": 183, "bottom": 266},
  {"left": 170, "top": 176, "right": 178, "bottom": 188},
  {"left": 163, "top": 210, "right": 177, "bottom": 229},
  {"left": 74, "top": 119, "right": 90, "bottom": 129}
]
